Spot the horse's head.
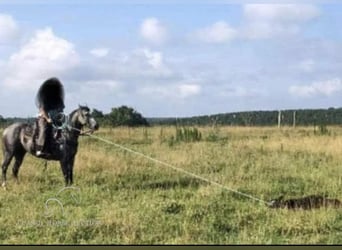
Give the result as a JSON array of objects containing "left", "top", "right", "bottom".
[{"left": 73, "top": 105, "right": 99, "bottom": 133}]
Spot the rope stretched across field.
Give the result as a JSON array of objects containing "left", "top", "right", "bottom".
[{"left": 73, "top": 127, "right": 271, "bottom": 206}]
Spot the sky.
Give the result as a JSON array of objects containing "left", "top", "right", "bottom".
[{"left": 1, "top": 2, "right": 342, "bottom": 117}]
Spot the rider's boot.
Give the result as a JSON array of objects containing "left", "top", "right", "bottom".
[{"left": 36, "top": 145, "right": 45, "bottom": 156}]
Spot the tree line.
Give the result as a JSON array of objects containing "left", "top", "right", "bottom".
[
  {"left": 2, "top": 106, "right": 342, "bottom": 128},
  {"left": 0, "top": 106, "right": 149, "bottom": 128},
  {"left": 147, "top": 107, "right": 342, "bottom": 127}
]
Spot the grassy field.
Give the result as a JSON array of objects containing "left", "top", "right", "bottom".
[{"left": 0, "top": 125, "right": 342, "bottom": 244}]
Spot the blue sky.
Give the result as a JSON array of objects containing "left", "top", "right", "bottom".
[{"left": 1, "top": 2, "right": 342, "bottom": 117}]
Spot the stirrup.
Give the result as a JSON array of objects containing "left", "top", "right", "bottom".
[{"left": 36, "top": 149, "right": 47, "bottom": 156}]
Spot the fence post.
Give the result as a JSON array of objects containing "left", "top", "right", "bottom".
[
  {"left": 278, "top": 110, "right": 281, "bottom": 128},
  {"left": 293, "top": 111, "right": 296, "bottom": 128}
]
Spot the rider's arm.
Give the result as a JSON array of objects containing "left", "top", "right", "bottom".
[{"left": 39, "top": 107, "right": 52, "bottom": 123}]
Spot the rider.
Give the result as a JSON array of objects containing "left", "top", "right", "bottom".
[{"left": 35, "top": 77, "right": 65, "bottom": 156}]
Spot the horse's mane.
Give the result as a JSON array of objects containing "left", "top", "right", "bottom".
[{"left": 69, "top": 105, "right": 90, "bottom": 119}]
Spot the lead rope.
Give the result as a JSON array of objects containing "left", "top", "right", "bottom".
[{"left": 72, "top": 127, "right": 271, "bottom": 206}]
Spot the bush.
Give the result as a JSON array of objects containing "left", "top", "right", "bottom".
[
  {"left": 177, "top": 127, "right": 202, "bottom": 142},
  {"left": 103, "top": 106, "right": 149, "bottom": 127},
  {"left": 314, "top": 123, "right": 330, "bottom": 136},
  {"left": 169, "top": 126, "right": 202, "bottom": 144}
]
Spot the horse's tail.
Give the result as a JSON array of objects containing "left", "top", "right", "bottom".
[{"left": 1, "top": 127, "right": 8, "bottom": 157}]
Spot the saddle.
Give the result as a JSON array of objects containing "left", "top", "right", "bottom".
[
  {"left": 23, "top": 125, "right": 34, "bottom": 138},
  {"left": 22, "top": 113, "right": 66, "bottom": 156}
]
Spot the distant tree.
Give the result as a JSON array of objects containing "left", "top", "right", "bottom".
[
  {"left": 0, "top": 115, "right": 5, "bottom": 127},
  {"left": 91, "top": 109, "right": 104, "bottom": 119},
  {"left": 108, "top": 105, "right": 149, "bottom": 127}
]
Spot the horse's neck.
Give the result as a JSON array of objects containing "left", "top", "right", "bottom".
[{"left": 68, "top": 113, "right": 82, "bottom": 137}]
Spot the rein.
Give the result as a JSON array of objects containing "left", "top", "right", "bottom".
[
  {"left": 78, "top": 129, "right": 95, "bottom": 136},
  {"left": 71, "top": 126, "right": 271, "bottom": 206}
]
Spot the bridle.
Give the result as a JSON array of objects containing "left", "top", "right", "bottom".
[
  {"left": 48, "top": 110, "right": 69, "bottom": 130},
  {"left": 70, "top": 108, "right": 96, "bottom": 136}
]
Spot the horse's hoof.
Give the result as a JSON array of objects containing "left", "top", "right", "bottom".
[{"left": 2, "top": 182, "right": 7, "bottom": 190}]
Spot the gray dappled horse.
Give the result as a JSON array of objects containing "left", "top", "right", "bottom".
[{"left": 1, "top": 106, "right": 99, "bottom": 187}]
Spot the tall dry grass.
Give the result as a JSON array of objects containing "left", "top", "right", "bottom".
[{"left": 0, "top": 125, "right": 341, "bottom": 244}]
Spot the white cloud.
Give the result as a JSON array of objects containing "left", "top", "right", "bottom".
[
  {"left": 141, "top": 48, "right": 163, "bottom": 69},
  {"left": 178, "top": 84, "right": 201, "bottom": 98},
  {"left": 0, "top": 14, "right": 19, "bottom": 44},
  {"left": 89, "top": 48, "right": 109, "bottom": 58},
  {"left": 242, "top": 21, "right": 300, "bottom": 39},
  {"left": 140, "top": 17, "right": 167, "bottom": 45},
  {"left": 83, "top": 80, "right": 120, "bottom": 90},
  {"left": 193, "top": 21, "right": 237, "bottom": 43},
  {"left": 242, "top": 4, "right": 320, "bottom": 39},
  {"left": 289, "top": 78, "right": 342, "bottom": 97},
  {"left": 297, "top": 59, "right": 315, "bottom": 73},
  {"left": 65, "top": 79, "right": 123, "bottom": 113},
  {"left": 139, "top": 86, "right": 170, "bottom": 97},
  {"left": 3, "top": 27, "right": 79, "bottom": 89},
  {"left": 191, "top": 4, "right": 320, "bottom": 43},
  {"left": 218, "top": 86, "right": 265, "bottom": 98},
  {"left": 119, "top": 48, "right": 171, "bottom": 77},
  {"left": 244, "top": 4, "right": 320, "bottom": 22},
  {"left": 139, "top": 83, "right": 201, "bottom": 99},
  {"left": 76, "top": 47, "right": 173, "bottom": 91}
]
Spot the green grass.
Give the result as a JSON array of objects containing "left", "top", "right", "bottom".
[{"left": 0, "top": 126, "right": 341, "bottom": 244}]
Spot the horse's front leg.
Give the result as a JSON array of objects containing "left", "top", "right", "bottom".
[
  {"left": 12, "top": 151, "right": 26, "bottom": 184},
  {"left": 60, "top": 156, "right": 75, "bottom": 186},
  {"left": 59, "top": 160, "right": 68, "bottom": 185}
]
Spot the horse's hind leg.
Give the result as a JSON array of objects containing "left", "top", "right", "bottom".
[
  {"left": 1, "top": 152, "right": 14, "bottom": 188},
  {"left": 12, "top": 149, "right": 26, "bottom": 184}
]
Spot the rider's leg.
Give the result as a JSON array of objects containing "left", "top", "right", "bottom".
[{"left": 36, "top": 117, "right": 47, "bottom": 156}]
